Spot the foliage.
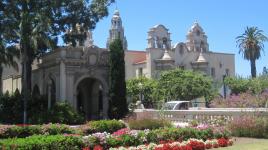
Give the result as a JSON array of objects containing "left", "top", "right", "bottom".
[
  {"left": 210, "top": 91, "right": 268, "bottom": 108},
  {"left": 158, "top": 69, "right": 214, "bottom": 101},
  {"left": 0, "top": 92, "right": 84, "bottom": 124},
  {"left": 108, "top": 39, "right": 128, "bottom": 119},
  {"left": 126, "top": 77, "right": 158, "bottom": 108},
  {"left": 236, "top": 26, "right": 268, "bottom": 78},
  {"left": 0, "top": 124, "right": 76, "bottom": 139},
  {"left": 0, "top": 90, "right": 23, "bottom": 124},
  {"left": 0, "top": 135, "right": 84, "bottom": 150},
  {"left": 87, "top": 120, "right": 126, "bottom": 134},
  {"left": 41, "top": 123, "right": 76, "bottom": 135},
  {"left": 0, "top": 125, "right": 42, "bottom": 139},
  {"left": 228, "top": 116, "right": 268, "bottom": 138},
  {"left": 47, "top": 102, "right": 85, "bottom": 124},
  {"left": 224, "top": 76, "right": 268, "bottom": 94},
  {"left": 128, "top": 119, "right": 173, "bottom": 130}
]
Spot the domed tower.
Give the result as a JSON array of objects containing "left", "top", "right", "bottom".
[
  {"left": 186, "top": 21, "right": 209, "bottom": 52},
  {"left": 106, "top": 9, "right": 128, "bottom": 50}
]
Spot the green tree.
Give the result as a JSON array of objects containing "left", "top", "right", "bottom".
[
  {"left": 1, "top": 0, "right": 114, "bottom": 123},
  {"left": 0, "top": 12, "right": 19, "bottom": 94},
  {"left": 236, "top": 27, "right": 267, "bottom": 78},
  {"left": 108, "top": 39, "right": 128, "bottom": 119},
  {"left": 126, "top": 77, "right": 158, "bottom": 108},
  {"left": 158, "top": 69, "right": 214, "bottom": 102},
  {"left": 224, "top": 76, "right": 268, "bottom": 94}
]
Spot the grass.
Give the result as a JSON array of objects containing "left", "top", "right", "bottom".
[{"left": 217, "top": 138, "right": 268, "bottom": 150}]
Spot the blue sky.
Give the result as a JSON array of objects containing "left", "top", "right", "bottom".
[{"left": 92, "top": 0, "right": 268, "bottom": 77}]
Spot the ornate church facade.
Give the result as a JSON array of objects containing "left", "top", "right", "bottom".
[{"left": 1, "top": 10, "right": 235, "bottom": 119}]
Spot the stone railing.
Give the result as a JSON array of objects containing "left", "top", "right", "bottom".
[{"left": 134, "top": 108, "right": 268, "bottom": 123}]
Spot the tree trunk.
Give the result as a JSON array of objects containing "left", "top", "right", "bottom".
[
  {"left": 21, "top": 54, "right": 32, "bottom": 124},
  {"left": 0, "top": 66, "right": 3, "bottom": 95},
  {"left": 250, "top": 59, "right": 257, "bottom": 78}
]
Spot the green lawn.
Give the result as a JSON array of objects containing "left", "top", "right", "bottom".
[{"left": 217, "top": 138, "right": 268, "bottom": 150}]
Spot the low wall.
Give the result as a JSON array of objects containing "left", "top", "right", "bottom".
[{"left": 134, "top": 108, "right": 268, "bottom": 123}]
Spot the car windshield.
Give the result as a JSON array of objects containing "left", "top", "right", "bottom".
[{"left": 163, "top": 103, "right": 177, "bottom": 110}]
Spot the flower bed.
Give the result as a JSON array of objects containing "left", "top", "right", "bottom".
[
  {"left": 107, "top": 138, "right": 233, "bottom": 150},
  {"left": 81, "top": 127, "right": 231, "bottom": 149}
]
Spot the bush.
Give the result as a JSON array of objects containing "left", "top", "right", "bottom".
[
  {"left": 228, "top": 116, "right": 268, "bottom": 138},
  {"left": 0, "top": 125, "right": 42, "bottom": 139},
  {"left": 88, "top": 120, "right": 126, "bottom": 134},
  {"left": 0, "top": 135, "right": 84, "bottom": 150},
  {"left": 0, "top": 124, "right": 76, "bottom": 139},
  {"left": 41, "top": 123, "right": 76, "bottom": 135},
  {"left": 0, "top": 92, "right": 85, "bottom": 124},
  {"left": 128, "top": 119, "right": 173, "bottom": 130},
  {"left": 47, "top": 102, "right": 85, "bottom": 124},
  {"left": 210, "top": 91, "right": 268, "bottom": 108},
  {"left": 0, "top": 90, "right": 23, "bottom": 124}
]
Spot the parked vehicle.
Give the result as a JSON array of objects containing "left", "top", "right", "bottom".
[{"left": 163, "top": 101, "right": 191, "bottom": 110}]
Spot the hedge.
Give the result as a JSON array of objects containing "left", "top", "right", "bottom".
[{"left": 0, "top": 135, "right": 84, "bottom": 150}]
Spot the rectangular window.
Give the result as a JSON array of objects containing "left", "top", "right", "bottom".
[{"left": 211, "top": 67, "right": 215, "bottom": 77}]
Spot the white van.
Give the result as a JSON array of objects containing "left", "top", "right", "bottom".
[{"left": 163, "top": 101, "right": 191, "bottom": 110}]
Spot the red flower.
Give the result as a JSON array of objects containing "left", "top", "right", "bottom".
[
  {"left": 188, "top": 141, "right": 205, "bottom": 150},
  {"left": 82, "top": 147, "right": 90, "bottom": 150},
  {"left": 93, "top": 145, "right": 103, "bottom": 150},
  {"left": 205, "top": 144, "right": 212, "bottom": 149},
  {"left": 217, "top": 138, "right": 228, "bottom": 147}
]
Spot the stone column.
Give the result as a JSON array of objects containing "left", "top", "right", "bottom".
[
  {"left": 103, "top": 91, "right": 109, "bottom": 119},
  {"left": 47, "top": 80, "right": 52, "bottom": 109},
  {"left": 60, "top": 50, "right": 66, "bottom": 101}
]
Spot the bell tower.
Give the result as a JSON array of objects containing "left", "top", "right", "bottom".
[
  {"left": 186, "top": 21, "right": 209, "bottom": 52},
  {"left": 106, "top": 9, "right": 128, "bottom": 50}
]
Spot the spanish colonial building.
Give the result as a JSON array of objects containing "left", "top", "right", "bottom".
[{"left": 1, "top": 10, "right": 235, "bottom": 119}]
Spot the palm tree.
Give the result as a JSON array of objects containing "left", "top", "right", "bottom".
[{"left": 236, "top": 27, "right": 268, "bottom": 78}]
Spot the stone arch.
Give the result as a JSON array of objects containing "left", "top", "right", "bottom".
[{"left": 74, "top": 75, "right": 109, "bottom": 120}]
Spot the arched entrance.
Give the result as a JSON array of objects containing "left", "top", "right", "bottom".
[{"left": 76, "top": 78, "right": 104, "bottom": 120}]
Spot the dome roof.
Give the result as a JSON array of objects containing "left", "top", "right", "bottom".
[
  {"left": 189, "top": 21, "right": 204, "bottom": 33},
  {"left": 113, "top": 9, "right": 120, "bottom": 17}
]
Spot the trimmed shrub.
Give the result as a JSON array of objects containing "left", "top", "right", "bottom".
[
  {"left": 41, "top": 123, "right": 76, "bottom": 135},
  {"left": 0, "top": 135, "right": 84, "bottom": 150},
  {"left": 128, "top": 119, "right": 173, "bottom": 130},
  {"left": 87, "top": 120, "right": 126, "bottom": 134},
  {"left": 0, "top": 124, "right": 76, "bottom": 139},
  {"left": 0, "top": 125, "right": 42, "bottom": 139}
]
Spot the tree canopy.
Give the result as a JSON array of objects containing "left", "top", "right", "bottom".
[
  {"left": 236, "top": 27, "right": 267, "bottom": 78},
  {"left": 126, "top": 76, "right": 158, "bottom": 107},
  {"left": 158, "top": 69, "right": 214, "bottom": 101}
]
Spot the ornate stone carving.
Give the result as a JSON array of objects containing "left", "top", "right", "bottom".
[{"left": 98, "top": 51, "right": 109, "bottom": 67}]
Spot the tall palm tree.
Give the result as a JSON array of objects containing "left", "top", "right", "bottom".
[{"left": 236, "top": 27, "right": 267, "bottom": 78}]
